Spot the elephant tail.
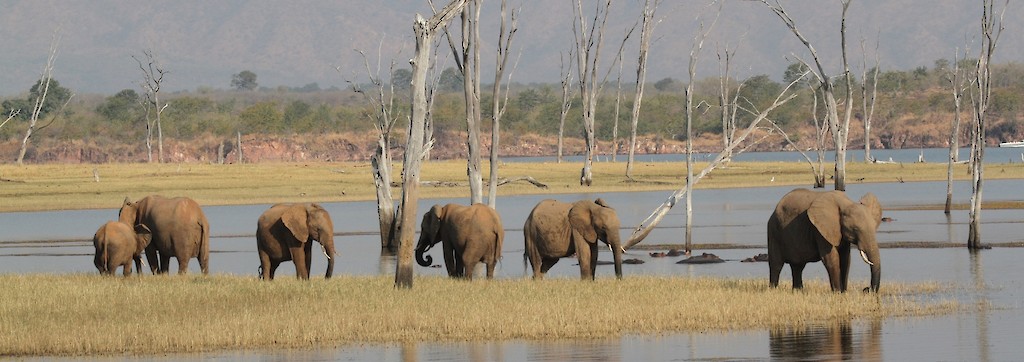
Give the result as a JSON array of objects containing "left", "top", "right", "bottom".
[{"left": 98, "top": 240, "right": 110, "bottom": 273}]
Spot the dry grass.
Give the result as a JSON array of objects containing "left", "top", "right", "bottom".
[
  {"left": 2, "top": 160, "right": 1023, "bottom": 212},
  {"left": 0, "top": 274, "right": 959, "bottom": 357}
]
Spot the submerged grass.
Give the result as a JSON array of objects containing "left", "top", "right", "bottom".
[
  {"left": 0, "top": 274, "right": 959, "bottom": 356},
  {"left": 2, "top": 160, "right": 1024, "bottom": 212}
]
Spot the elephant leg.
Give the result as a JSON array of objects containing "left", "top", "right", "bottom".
[
  {"left": 454, "top": 249, "right": 467, "bottom": 278},
  {"left": 538, "top": 257, "right": 559, "bottom": 279},
  {"left": 176, "top": 255, "right": 190, "bottom": 275},
  {"left": 442, "top": 242, "right": 457, "bottom": 277},
  {"left": 122, "top": 262, "right": 132, "bottom": 277},
  {"left": 146, "top": 247, "right": 159, "bottom": 274},
  {"left": 269, "top": 261, "right": 282, "bottom": 279},
  {"left": 821, "top": 248, "right": 842, "bottom": 292},
  {"left": 290, "top": 246, "right": 309, "bottom": 279},
  {"left": 790, "top": 262, "right": 807, "bottom": 289},
  {"left": 769, "top": 260, "right": 784, "bottom": 288},
  {"left": 160, "top": 254, "right": 172, "bottom": 274},
  {"left": 576, "top": 246, "right": 593, "bottom": 280},
  {"left": 588, "top": 243, "right": 599, "bottom": 278},
  {"left": 838, "top": 244, "right": 851, "bottom": 292},
  {"left": 258, "top": 251, "right": 272, "bottom": 280},
  {"left": 463, "top": 258, "right": 478, "bottom": 280},
  {"left": 304, "top": 242, "right": 313, "bottom": 279}
]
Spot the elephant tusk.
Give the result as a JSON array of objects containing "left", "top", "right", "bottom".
[
  {"left": 319, "top": 243, "right": 331, "bottom": 259},
  {"left": 860, "top": 249, "right": 874, "bottom": 266}
]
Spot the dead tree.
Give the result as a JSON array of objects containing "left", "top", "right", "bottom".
[
  {"left": 486, "top": 0, "right": 519, "bottom": 208},
  {"left": 351, "top": 38, "right": 405, "bottom": 255},
  {"left": 134, "top": 50, "right": 169, "bottom": 164},
  {"left": 395, "top": 0, "right": 467, "bottom": 288},
  {"left": 436, "top": 0, "right": 484, "bottom": 204},
  {"left": 946, "top": 47, "right": 971, "bottom": 214},
  {"left": 0, "top": 110, "right": 19, "bottom": 131},
  {"left": 625, "top": 0, "right": 660, "bottom": 179},
  {"left": 572, "top": 0, "right": 612, "bottom": 186},
  {"left": 967, "top": 0, "right": 1006, "bottom": 250},
  {"left": 16, "top": 31, "right": 62, "bottom": 165},
  {"left": 763, "top": 0, "right": 855, "bottom": 191},
  {"left": 625, "top": 73, "right": 804, "bottom": 249},
  {"left": 717, "top": 43, "right": 743, "bottom": 165},
  {"left": 556, "top": 49, "right": 575, "bottom": 164},
  {"left": 680, "top": 7, "right": 720, "bottom": 255},
  {"left": 860, "top": 38, "right": 879, "bottom": 162}
]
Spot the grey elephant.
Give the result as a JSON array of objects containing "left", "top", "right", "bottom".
[
  {"left": 93, "top": 221, "right": 152, "bottom": 276},
  {"left": 523, "top": 198, "right": 624, "bottom": 280},
  {"left": 120, "top": 195, "right": 210, "bottom": 275},
  {"left": 414, "top": 203, "right": 504, "bottom": 280},
  {"left": 767, "top": 188, "right": 882, "bottom": 292},
  {"left": 256, "top": 203, "right": 337, "bottom": 280}
]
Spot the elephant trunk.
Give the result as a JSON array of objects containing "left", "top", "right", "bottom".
[
  {"left": 857, "top": 242, "right": 881, "bottom": 293},
  {"left": 609, "top": 234, "right": 623, "bottom": 279},
  {"left": 415, "top": 233, "right": 435, "bottom": 267},
  {"left": 322, "top": 236, "right": 336, "bottom": 279}
]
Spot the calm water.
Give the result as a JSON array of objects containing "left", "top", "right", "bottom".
[{"left": 3, "top": 172, "right": 1023, "bottom": 360}]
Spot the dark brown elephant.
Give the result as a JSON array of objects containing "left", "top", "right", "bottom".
[
  {"left": 523, "top": 198, "right": 624, "bottom": 280},
  {"left": 256, "top": 203, "right": 337, "bottom": 280},
  {"left": 120, "top": 195, "right": 210, "bottom": 275},
  {"left": 415, "top": 203, "right": 504, "bottom": 280},
  {"left": 767, "top": 188, "right": 882, "bottom": 292},
  {"left": 93, "top": 221, "right": 151, "bottom": 276}
]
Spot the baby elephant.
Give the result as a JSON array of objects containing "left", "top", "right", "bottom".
[{"left": 93, "top": 221, "right": 152, "bottom": 276}]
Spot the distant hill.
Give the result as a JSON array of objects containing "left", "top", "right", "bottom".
[{"left": 1, "top": 0, "right": 1021, "bottom": 96}]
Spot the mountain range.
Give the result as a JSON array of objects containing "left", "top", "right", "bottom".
[{"left": 1, "top": 0, "right": 1021, "bottom": 96}]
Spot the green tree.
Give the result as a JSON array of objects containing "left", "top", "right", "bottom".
[
  {"left": 653, "top": 77, "right": 677, "bottom": 92},
  {"left": 238, "top": 101, "right": 282, "bottom": 133},
  {"left": 2, "top": 79, "right": 73, "bottom": 121},
  {"left": 438, "top": 67, "right": 463, "bottom": 92},
  {"left": 96, "top": 89, "right": 142, "bottom": 124},
  {"left": 231, "top": 70, "right": 258, "bottom": 91},
  {"left": 783, "top": 62, "right": 809, "bottom": 85},
  {"left": 391, "top": 68, "right": 412, "bottom": 90}
]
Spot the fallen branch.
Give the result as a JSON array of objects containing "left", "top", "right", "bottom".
[{"left": 496, "top": 176, "right": 548, "bottom": 189}]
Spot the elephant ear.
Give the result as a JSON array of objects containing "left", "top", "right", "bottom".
[
  {"left": 134, "top": 224, "right": 152, "bottom": 249},
  {"left": 569, "top": 203, "right": 598, "bottom": 244},
  {"left": 281, "top": 205, "right": 310, "bottom": 243},
  {"left": 807, "top": 192, "right": 843, "bottom": 247},
  {"left": 859, "top": 192, "right": 883, "bottom": 228}
]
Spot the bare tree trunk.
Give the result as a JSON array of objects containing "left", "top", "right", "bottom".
[
  {"left": 860, "top": 38, "right": 879, "bottom": 162},
  {"left": 763, "top": 0, "right": 853, "bottom": 191},
  {"left": 610, "top": 50, "right": 623, "bottom": 163},
  {"left": 236, "top": 131, "right": 243, "bottom": 163},
  {"left": 395, "top": 0, "right": 466, "bottom": 288},
  {"left": 681, "top": 11, "right": 719, "bottom": 255},
  {"left": 557, "top": 50, "right": 573, "bottom": 164},
  {"left": 352, "top": 42, "right": 406, "bottom": 255},
  {"left": 134, "top": 50, "right": 168, "bottom": 164},
  {"left": 967, "top": 0, "right": 1005, "bottom": 250},
  {"left": 17, "top": 31, "right": 61, "bottom": 165},
  {"left": 626, "top": 0, "right": 659, "bottom": 179},
  {"left": 487, "top": 0, "right": 519, "bottom": 208},
  {"left": 458, "top": 0, "right": 484, "bottom": 204},
  {"left": 572, "top": 0, "right": 612, "bottom": 186},
  {"left": 946, "top": 47, "right": 967, "bottom": 214}
]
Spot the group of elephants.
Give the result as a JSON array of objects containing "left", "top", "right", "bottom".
[{"left": 91, "top": 188, "right": 884, "bottom": 293}]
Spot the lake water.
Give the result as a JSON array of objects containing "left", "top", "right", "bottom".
[{"left": 3, "top": 162, "right": 1024, "bottom": 360}]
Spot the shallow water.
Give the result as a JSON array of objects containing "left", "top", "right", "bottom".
[{"left": 3, "top": 179, "right": 1024, "bottom": 360}]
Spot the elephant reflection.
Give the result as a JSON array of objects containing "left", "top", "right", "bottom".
[{"left": 769, "top": 319, "right": 882, "bottom": 360}]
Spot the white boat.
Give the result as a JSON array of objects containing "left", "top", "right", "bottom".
[{"left": 998, "top": 141, "right": 1024, "bottom": 147}]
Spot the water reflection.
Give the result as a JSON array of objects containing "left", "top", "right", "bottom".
[{"left": 769, "top": 319, "right": 882, "bottom": 360}]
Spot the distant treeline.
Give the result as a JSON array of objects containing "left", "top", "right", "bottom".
[{"left": 2, "top": 61, "right": 1023, "bottom": 147}]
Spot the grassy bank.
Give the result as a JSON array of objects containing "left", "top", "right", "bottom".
[
  {"left": 3, "top": 160, "right": 1024, "bottom": 212},
  {"left": 0, "top": 274, "right": 959, "bottom": 356}
]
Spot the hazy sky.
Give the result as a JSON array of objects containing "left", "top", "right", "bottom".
[{"left": 1, "top": 1, "right": 1020, "bottom": 96}]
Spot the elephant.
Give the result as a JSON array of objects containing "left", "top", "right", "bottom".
[
  {"left": 523, "top": 198, "right": 624, "bottom": 280},
  {"left": 256, "top": 203, "right": 337, "bottom": 280},
  {"left": 119, "top": 195, "right": 210, "bottom": 275},
  {"left": 92, "top": 221, "right": 152, "bottom": 276},
  {"left": 767, "top": 188, "right": 882, "bottom": 293},
  {"left": 414, "top": 203, "right": 504, "bottom": 280}
]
